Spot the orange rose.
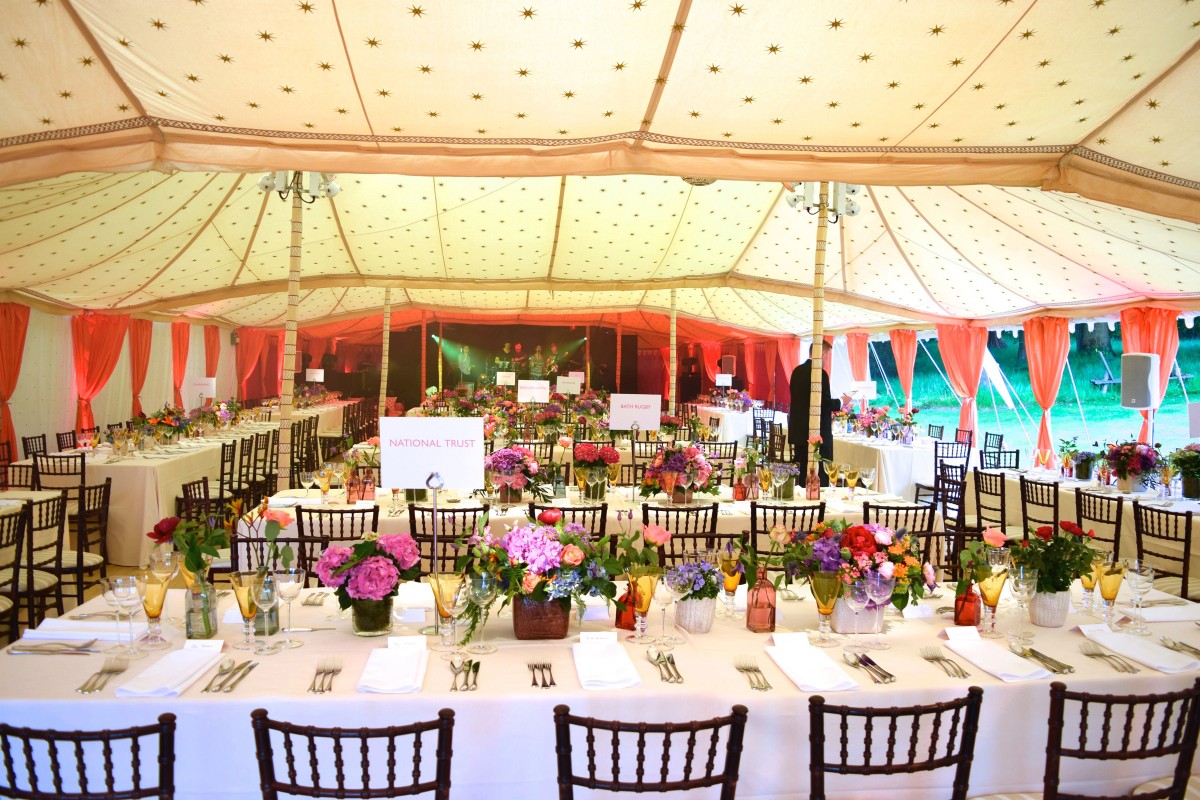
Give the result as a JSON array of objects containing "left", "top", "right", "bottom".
[
  {"left": 561, "top": 544, "right": 584, "bottom": 566},
  {"left": 521, "top": 573, "right": 542, "bottom": 594}
]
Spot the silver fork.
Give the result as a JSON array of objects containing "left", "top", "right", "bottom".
[
  {"left": 527, "top": 662, "right": 539, "bottom": 687},
  {"left": 77, "top": 656, "right": 128, "bottom": 694},
  {"left": 321, "top": 660, "right": 342, "bottom": 693},
  {"left": 541, "top": 662, "right": 556, "bottom": 688},
  {"left": 308, "top": 659, "right": 331, "bottom": 693},
  {"left": 748, "top": 659, "right": 773, "bottom": 690},
  {"left": 1080, "top": 642, "right": 1140, "bottom": 673},
  {"left": 734, "top": 658, "right": 762, "bottom": 690},
  {"left": 920, "top": 647, "right": 969, "bottom": 679}
]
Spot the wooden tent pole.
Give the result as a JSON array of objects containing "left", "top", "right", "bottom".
[
  {"left": 616, "top": 323, "right": 623, "bottom": 392},
  {"left": 420, "top": 317, "right": 427, "bottom": 396},
  {"left": 669, "top": 289, "right": 677, "bottom": 414},
  {"left": 276, "top": 176, "right": 302, "bottom": 493},
  {"left": 437, "top": 321, "right": 444, "bottom": 391},
  {"left": 807, "top": 182, "right": 830, "bottom": 455},
  {"left": 378, "top": 288, "right": 391, "bottom": 417},
  {"left": 585, "top": 326, "right": 591, "bottom": 389}
]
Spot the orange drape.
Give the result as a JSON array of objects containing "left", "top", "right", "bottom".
[
  {"left": 72, "top": 313, "right": 130, "bottom": 433},
  {"left": 235, "top": 327, "right": 269, "bottom": 400},
  {"left": 1120, "top": 307, "right": 1180, "bottom": 443},
  {"left": 659, "top": 346, "right": 671, "bottom": 400},
  {"left": 128, "top": 319, "right": 153, "bottom": 417},
  {"left": 935, "top": 324, "right": 988, "bottom": 446},
  {"left": 171, "top": 321, "right": 189, "bottom": 408},
  {"left": 0, "top": 303, "right": 30, "bottom": 460},
  {"left": 776, "top": 338, "right": 803, "bottom": 412},
  {"left": 699, "top": 341, "right": 721, "bottom": 395},
  {"left": 743, "top": 343, "right": 759, "bottom": 399},
  {"left": 762, "top": 340, "right": 778, "bottom": 404},
  {"left": 204, "top": 324, "right": 221, "bottom": 378},
  {"left": 889, "top": 329, "right": 917, "bottom": 412},
  {"left": 846, "top": 332, "right": 869, "bottom": 411},
  {"left": 1023, "top": 317, "right": 1071, "bottom": 465}
]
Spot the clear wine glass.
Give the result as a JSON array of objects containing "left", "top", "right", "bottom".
[
  {"left": 585, "top": 468, "right": 601, "bottom": 505},
  {"left": 466, "top": 573, "right": 498, "bottom": 655},
  {"left": 842, "top": 580, "right": 870, "bottom": 655},
  {"left": 253, "top": 574, "right": 281, "bottom": 655},
  {"left": 864, "top": 573, "right": 895, "bottom": 649},
  {"left": 977, "top": 547, "right": 1010, "bottom": 639},
  {"left": 101, "top": 576, "right": 147, "bottom": 660},
  {"left": 1078, "top": 550, "right": 1106, "bottom": 615},
  {"left": 770, "top": 465, "right": 788, "bottom": 501},
  {"left": 1123, "top": 559, "right": 1155, "bottom": 636},
  {"left": 275, "top": 568, "right": 306, "bottom": 649},
  {"left": 390, "top": 487, "right": 402, "bottom": 517},
  {"left": 299, "top": 471, "right": 314, "bottom": 499},
  {"left": 1008, "top": 565, "right": 1038, "bottom": 644},
  {"left": 660, "top": 568, "right": 689, "bottom": 646},
  {"left": 141, "top": 548, "right": 178, "bottom": 650},
  {"left": 859, "top": 467, "right": 876, "bottom": 493}
]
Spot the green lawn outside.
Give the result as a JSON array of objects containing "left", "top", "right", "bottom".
[{"left": 864, "top": 323, "right": 1199, "bottom": 456}]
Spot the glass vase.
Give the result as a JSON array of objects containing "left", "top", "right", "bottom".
[
  {"left": 805, "top": 465, "right": 821, "bottom": 501},
  {"left": 185, "top": 579, "right": 219, "bottom": 640},
  {"left": 953, "top": 585, "right": 981, "bottom": 627},
  {"left": 351, "top": 597, "right": 394, "bottom": 636},
  {"left": 745, "top": 565, "right": 776, "bottom": 633}
]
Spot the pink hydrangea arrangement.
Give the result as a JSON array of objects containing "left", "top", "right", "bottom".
[
  {"left": 314, "top": 532, "right": 422, "bottom": 609},
  {"left": 1105, "top": 440, "right": 1162, "bottom": 481},
  {"left": 639, "top": 443, "right": 718, "bottom": 498}
]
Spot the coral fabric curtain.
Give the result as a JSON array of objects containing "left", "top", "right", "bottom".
[
  {"left": 743, "top": 343, "right": 760, "bottom": 399},
  {"left": 0, "top": 303, "right": 30, "bottom": 459},
  {"left": 638, "top": 350, "right": 664, "bottom": 406},
  {"left": 204, "top": 325, "right": 221, "bottom": 378},
  {"left": 72, "top": 313, "right": 130, "bottom": 434},
  {"left": 1023, "top": 317, "right": 1071, "bottom": 464},
  {"left": 128, "top": 318, "right": 153, "bottom": 417},
  {"left": 235, "top": 327, "right": 269, "bottom": 400},
  {"left": 1120, "top": 307, "right": 1180, "bottom": 443},
  {"left": 776, "top": 338, "right": 803, "bottom": 411},
  {"left": 888, "top": 329, "right": 917, "bottom": 412},
  {"left": 935, "top": 324, "right": 988, "bottom": 445},
  {"left": 846, "top": 332, "right": 869, "bottom": 411},
  {"left": 699, "top": 342, "right": 721, "bottom": 393},
  {"left": 171, "top": 321, "right": 189, "bottom": 407}
]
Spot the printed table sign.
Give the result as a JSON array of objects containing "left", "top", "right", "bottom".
[
  {"left": 379, "top": 417, "right": 484, "bottom": 491},
  {"left": 305, "top": 369, "right": 325, "bottom": 382},
  {"left": 609, "top": 394, "right": 661, "bottom": 430},
  {"left": 715, "top": 373, "right": 732, "bottom": 388},
  {"left": 496, "top": 371, "right": 516, "bottom": 386},
  {"left": 569, "top": 371, "right": 585, "bottom": 381},
  {"left": 556, "top": 376, "right": 582, "bottom": 395},
  {"left": 517, "top": 380, "right": 551, "bottom": 403},
  {"left": 187, "top": 377, "right": 217, "bottom": 403}
]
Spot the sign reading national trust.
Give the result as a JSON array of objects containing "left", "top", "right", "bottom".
[{"left": 379, "top": 417, "right": 484, "bottom": 491}]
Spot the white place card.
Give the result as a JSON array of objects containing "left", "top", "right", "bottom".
[
  {"left": 715, "top": 373, "right": 732, "bottom": 388},
  {"left": 943, "top": 625, "right": 981, "bottom": 642},
  {"left": 609, "top": 394, "right": 661, "bottom": 430},
  {"left": 496, "top": 371, "right": 516, "bottom": 386},
  {"left": 305, "top": 368, "right": 325, "bottom": 382},
  {"left": 556, "top": 376, "right": 582, "bottom": 395},
  {"left": 517, "top": 380, "right": 551, "bottom": 403},
  {"left": 388, "top": 636, "right": 427, "bottom": 651},
  {"left": 184, "top": 639, "right": 224, "bottom": 651},
  {"left": 378, "top": 417, "right": 484, "bottom": 490},
  {"left": 354, "top": 500, "right": 375, "bottom": 509},
  {"left": 850, "top": 380, "right": 878, "bottom": 400},
  {"left": 580, "top": 631, "right": 617, "bottom": 643}
]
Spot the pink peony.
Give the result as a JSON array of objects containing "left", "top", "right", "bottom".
[
  {"left": 560, "top": 544, "right": 584, "bottom": 566},
  {"left": 923, "top": 562, "right": 936, "bottom": 586},
  {"left": 877, "top": 562, "right": 895, "bottom": 580},
  {"left": 377, "top": 533, "right": 420, "bottom": 570},
  {"left": 367, "top": 436, "right": 381, "bottom": 446},
  {"left": 344, "top": 555, "right": 400, "bottom": 600},
  {"left": 982, "top": 527, "right": 1008, "bottom": 547},
  {"left": 872, "top": 526, "right": 894, "bottom": 546},
  {"left": 558, "top": 436, "right": 573, "bottom": 449},
  {"left": 643, "top": 523, "right": 672, "bottom": 546},
  {"left": 314, "top": 545, "right": 354, "bottom": 588}
]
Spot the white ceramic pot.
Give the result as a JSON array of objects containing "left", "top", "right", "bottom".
[
  {"left": 1117, "top": 474, "right": 1136, "bottom": 494},
  {"left": 674, "top": 597, "right": 716, "bottom": 634},
  {"left": 830, "top": 598, "right": 884, "bottom": 634},
  {"left": 1029, "top": 590, "right": 1071, "bottom": 628}
]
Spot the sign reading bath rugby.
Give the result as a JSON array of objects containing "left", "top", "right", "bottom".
[
  {"left": 305, "top": 369, "right": 325, "bottom": 383},
  {"left": 517, "top": 380, "right": 551, "bottom": 403},
  {"left": 379, "top": 417, "right": 484, "bottom": 491},
  {"left": 496, "top": 371, "right": 516, "bottom": 386},
  {"left": 609, "top": 394, "right": 661, "bottom": 430},
  {"left": 715, "top": 373, "right": 732, "bottom": 388},
  {"left": 187, "top": 377, "right": 217, "bottom": 402},
  {"left": 556, "top": 376, "right": 582, "bottom": 395},
  {"left": 568, "top": 371, "right": 585, "bottom": 382}
]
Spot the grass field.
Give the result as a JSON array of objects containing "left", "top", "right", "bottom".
[{"left": 865, "top": 325, "right": 1199, "bottom": 455}]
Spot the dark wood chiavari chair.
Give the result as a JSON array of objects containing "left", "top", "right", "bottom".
[
  {"left": 954, "top": 428, "right": 975, "bottom": 448},
  {"left": 407, "top": 505, "right": 488, "bottom": 575},
  {"left": 55, "top": 430, "right": 76, "bottom": 451},
  {"left": 641, "top": 502, "right": 727, "bottom": 567},
  {"left": 32, "top": 452, "right": 86, "bottom": 515},
  {"left": 982, "top": 432, "right": 1004, "bottom": 452},
  {"left": 21, "top": 491, "right": 67, "bottom": 626},
  {"left": 55, "top": 478, "right": 111, "bottom": 606},
  {"left": 21, "top": 433, "right": 47, "bottom": 460},
  {"left": 0, "top": 508, "right": 28, "bottom": 642},
  {"left": 747, "top": 501, "right": 824, "bottom": 578},
  {"left": 970, "top": 468, "right": 1024, "bottom": 539},
  {"left": 1133, "top": 503, "right": 1197, "bottom": 600},
  {"left": 862, "top": 500, "right": 946, "bottom": 575},
  {"left": 1019, "top": 475, "right": 1059, "bottom": 538},
  {"left": 528, "top": 502, "right": 607, "bottom": 542},
  {"left": 1075, "top": 490, "right": 1124, "bottom": 559},
  {"left": 981, "top": 448, "right": 1021, "bottom": 470},
  {"left": 926, "top": 424, "right": 944, "bottom": 439}
]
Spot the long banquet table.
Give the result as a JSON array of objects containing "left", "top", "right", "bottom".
[
  {"left": 831, "top": 432, "right": 939, "bottom": 502},
  {"left": 2, "top": 581, "right": 1197, "bottom": 799}
]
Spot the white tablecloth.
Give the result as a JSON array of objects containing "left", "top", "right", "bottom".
[
  {"left": 833, "top": 434, "right": 937, "bottom": 501},
  {"left": 1, "top": 583, "right": 1196, "bottom": 799},
  {"left": 694, "top": 406, "right": 755, "bottom": 445}
]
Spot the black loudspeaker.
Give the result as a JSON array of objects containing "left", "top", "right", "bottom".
[
  {"left": 1120, "top": 353, "right": 1160, "bottom": 410},
  {"left": 230, "top": 331, "right": 239, "bottom": 345},
  {"left": 719, "top": 355, "right": 736, "bottom": 375}
]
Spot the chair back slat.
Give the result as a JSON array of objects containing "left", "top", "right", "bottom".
[
  {"left": 1075, "top": 491, "right": 1124, "bottom": 558},
  {"left": 641, "top": 503, "right": 727, "bottom": 566},
  {"left": 1134, "top": 504, "right": 1194, "bottom": 597},
  {"left": 1020, "top": 476, "right": 1060, "bottom": 536},
  {"left": 973, "top": 468, "right": 1008, "bottom": 530},
  {"left": 407, "top": 506, "right": 488, "bottom": 575},
  {"left": 749, "top": 502, "right": 825, "bottom": 573}
]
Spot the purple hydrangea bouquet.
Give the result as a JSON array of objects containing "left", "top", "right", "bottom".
[
  {"left": 484, "top": 445, "right": 551, "bottom": 501},
  {"left": 639, "top": 443, "right": 719, "bottom": 499}
]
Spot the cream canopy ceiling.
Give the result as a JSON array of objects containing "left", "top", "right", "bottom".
[{"left": 0, "top": 1, "right": 1197, "bottom": 340}]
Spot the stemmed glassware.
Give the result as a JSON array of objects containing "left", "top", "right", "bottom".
[
  {"left": 1123, "top": 559, "right": 1155, "bottom": 636},
  {"left": 1160, "top": 464, "right": 1175, "bottom": 498},
  {"left": 716, "top": 542, "right": 743, "bottom": 620},
  {"left": 1078, "top": 551, "right": 1108, "bottom": 615},
  {"left": 585, "top": 468, "right": 602, "bottom": 504},
  {"left": 676, "top": 470, "right": 694, "bottom": 505},
  {"left": 1007, "top": 565, "right": 1038, "bottom": 644},
  {"left": 466, "top": 573, "right": 498, "bottom": 655},
  {"left": 230, "top": 571, "right": 263, "bottom": 651},
  {"left": 1097, "top": 461, "right": 1111, "bottom": 488},
  {"left": 318, "top": 464, "right": 333, "bottom": 503},
  {"left": 430, "top": 573, "right": 471, "bottom": 658},
  {"left": 101, "top": 576, "right": 146, "bottom": 660},
  {"left": 1095, "top": 554, "right": 1125, "bottom": 629},
  {"left": 864, "top": 573, "right": 895, "bottom": 649},
  {"left": 299, "top": 471, "right": 314, "bottom": 499},
  {"left": 141, "top": 548, "right": 178, "bottom": 650},
  {"left": 390, "top": 487, "right": 402, "bottom": 517},
  {"left": 275, "top": 568, "right": 306, "bottom": 649},
  {"left": 977, "top": 547, "right": 1010, "bottom": 639},
  {"left": 625, "top": 565, "right": 662, "bottom": 645},
  {"left": 757, "top": 466, "right": 772, "bottom": 500},
  {"left": 842, "top": 580, "right": 870, "bottom": 654},
  {"left": 810, "top": 571, "right": 842, "bottom": 648},
  {"left": 659, "top": 470, "right": 679, "bottom": 503},
  {"left": 654, "top": 575, "right": 686, "bottom": 648},
  {"left": 770, "top": 465, "right": 789, "bottom": 501},
  {"left": 859, "top": 467, "right": 876, "bottom": 493},
  {"left": 844, "top": 466, "right": 861, "bottom": 497},
  {"left": 253, "top": 574, "right": 281, "bottom": 655},
  {"left": 828, "top": 462, "right": 843, "bottom": 490}
]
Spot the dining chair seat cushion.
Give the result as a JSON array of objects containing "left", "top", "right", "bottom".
[
  {"left": 57, "top": 551, "right": 105, "bottom": 569},
  {"left": 1131, "top": 776, "right": 1200, "bottom": 800},
  {"left": 0, "top": 567, "right": 58, "bottom": 592},
  {"left": 0, "top": 595, "right": 11, "bottom": 614},
  {"left": 1151, "top": 576, "right": 1200, "bottom": 601}
]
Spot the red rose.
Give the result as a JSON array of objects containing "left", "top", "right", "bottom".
[
  {"left": 537, "top": 508, "right": 562, "bottom": 526},
  {"left": 147, "top": 516, "right": 180, "bottom": 544},
  {"left": 1059, "top": 520, "right": 1084, "bottom": 536},
  {"left": 841, "top": 526, "right": 878, "bottom": 558},
  {"left": 1020, "top": 540, "right": 1030, "bottom": 548},
  {"left": 1035, "top": 525, "right": 1054, "bottom": 542}
]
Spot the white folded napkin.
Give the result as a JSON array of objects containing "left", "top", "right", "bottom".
[
  {"left": 580, "top": 594, "right": 612, "bottom": 621},
  {"left": 766, "top": 634, "right": 858, "bottom": 692},
  {"left": 0, "top": 499, "right": 23, "bottom": 507},
  {"left": 356, "top": 648, "right": 430, "bottom": 694},
  {"left": 572, "top": 642, "right": 641, "bottom": 690},
  {"left": 24, "top": 617, "right": 148, "bottom": 642},
  {"left": 944, "top": 638, "right": 1051, "bottom": 682},
  {"left": 115, "top": 651, "right": 224, "bottom": 698},
  {"left": 1079, "top": 624, "right": 1200, "bottom": 672},
  {"left": 267, "top": 496, "right": 305, "bottom": 508},
  {"left": 398, "top": 582, "right": 436, "bottom": 609},
  {"left": 902, "top": 604, "right": 935, "bottom": 619},
  {"left": 1117, "top": 603, "right": 1200, "bottom": 623}
]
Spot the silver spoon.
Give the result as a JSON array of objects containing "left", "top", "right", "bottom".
[
  {"left": 1160, "top": 636, "right": 1200, "bottom": 658},
  {"left": 201, "top": 658, "right": 236, "bottom": 693},
  {"left": 448, "top": 655, "right": 465, "bottom": 692},
  {"left": 843, "top": 650, "right": 882, "bottom": 684},
  {"left": 666, "top": 653, "right": 683, "bottom": 683}
]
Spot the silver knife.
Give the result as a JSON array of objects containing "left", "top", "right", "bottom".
[
  {"left": 281, "top": 627, "right": 336, "bottom": 633},
  {"left": 860, "top": 654, "right": 896, "bottom": 683},
  {"left": 223, "top": 662, "right": 258, "bottom": 692},
  {"left": 1029, "top": 648, "right": 1075, "bottom": 673},
  {"left": 8, "top": 648, "right": 96, "bottom": 655},
  {"left": 211, "top": 660, "right": 251, "bottom": 692}
]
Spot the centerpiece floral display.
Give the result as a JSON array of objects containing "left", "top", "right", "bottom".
[
  {"left": 665, "top": 556, "right": 721, "bottom": 633},
  {"left": 787, "top": 518, "right": 926, "bottom": 610},
  {"left": 314, "top": 531, "right": 422, "bottom": 635},
  {"left": 574, "top": 390, "right": 607, "bottom": 422},
  {"left": 573, "top": 441, "right": 622, "bottom": 500},
  {"left": 724, "top": 389, "right": 754, "bottom": 411},
  {"left": 1105, "top": 440, "right": 1163, "bottom": 491},
  {"left": 144, "top": 403, "right": 190, "bottom": 438},
  {"left": 534, "top": 404, "right": 565, "bottom": 437},
  {"left": 146, "top": 513, "right": 230, "bottom": 639},
  {"left": 855, "top": 406, "right": 893, "bottom": 438},
  {"left": 1010, "top": 521, "right": 1097, "bottom": 626},
  {"left": 484, "top": 445, "right": 551, "bottom": 503},
  {"left": 457, "top": 512, "right": 620, "bottom": 640},
  {"left": 658, "top": 413, "right": 685, "bottom": 438},
  {"left": 639, "top": 443, "right": 718, "bottom": 503},
  {"left": 344, "top": 436, "right": 381, "bottom": 469},
  {"left": 1171, "top": 443, "right": 1200, "bottom": 499}
]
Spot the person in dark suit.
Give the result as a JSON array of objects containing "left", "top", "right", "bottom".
[{"left": 789, "top": 341, "right": 849, "bottom": 485}]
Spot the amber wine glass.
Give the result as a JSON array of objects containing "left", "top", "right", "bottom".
[
  {"left": 141, "top": 548, "right": 178, "bottom": 651},
  {"left": 757, "top": 466, "right": 772, "bottom": 495},
  {"left": 716, "top": 543, "right": 743, "bottom": 620},
  {"left": 1078, "top": 550, "right": 1109, "bottom": 614},
  {"left": 828, "top": 462, "right": 843, "bottom": 489},
  {"left": 626, "top": 565, "right": 662, "bottom": 645},
  {"left": 230, "top": 571, "right": 263, "bottom": 650},
  {"left": 844, "top": 467, "right": 860, "bottom": 496},
  {"left": 810, "top": 571, "right": 842, "bottom": 648},
  {"left": 976, "top": 547, "right": 1010, "bottom": 638},
  {"left": 1096, "top": 559, "right": 1127, "bottom": 629}
]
